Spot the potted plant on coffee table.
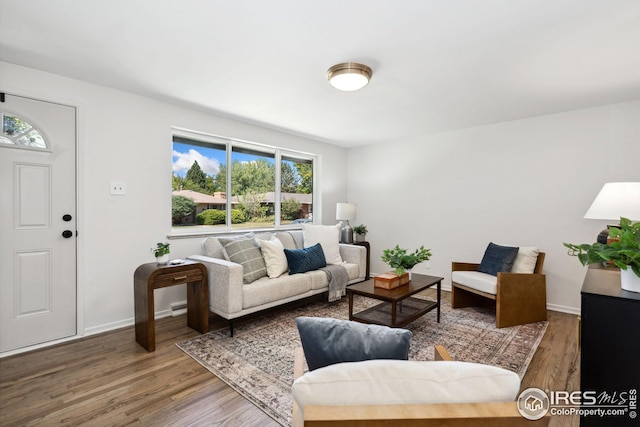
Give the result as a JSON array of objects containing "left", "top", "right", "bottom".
[
  {"left": 379, "top": 245, "right": 432, "bottom": 288},
  {"left": 564, "top": 217, "right": 640, "bottom": 292}
]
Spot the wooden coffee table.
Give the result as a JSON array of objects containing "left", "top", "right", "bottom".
[{"left": 347, "top": 273, "right": 443, "bottom": 327}]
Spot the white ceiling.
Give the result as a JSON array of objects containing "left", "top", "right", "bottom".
[{"left": 1, "top": 0, "right": 639, "bottom": 147}]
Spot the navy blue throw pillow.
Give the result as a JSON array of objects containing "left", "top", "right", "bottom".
[
  {"left": 478, "top": 242, "right": 519, "bottom": 276},
  {"left": 284, "top": 243, "right": 327, "bottom": 274},
  {"left": 295, "top": 317, "right": 412, "bottom": 371}
]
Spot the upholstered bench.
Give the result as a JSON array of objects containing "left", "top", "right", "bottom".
[
  {"left": 291, "top": 317, "right": 546, "bottom": 427},
  {"left": 293, "top": 356, "right": 521, "bottom": 415}
]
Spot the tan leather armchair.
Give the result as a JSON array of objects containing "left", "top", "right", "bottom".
[{"left": 451, "top": 252, "right": 547, "bottom": 328}]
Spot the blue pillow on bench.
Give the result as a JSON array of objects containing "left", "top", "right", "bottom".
[
  {"left": 296, "top": 317, "right": 412, "bottom": 371},
  {"left": 284, "top": 243, "right": 327, "bottom": 274},
  {"left": 478, "top": 242, "right": 519, "bottom": 276}
]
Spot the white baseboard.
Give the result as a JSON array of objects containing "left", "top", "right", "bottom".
[
  {"left": 546, "top": 303, "right": 580, "bottom": 315},
  {"left": 1, "top": 307, "right": 178, "bottom": 358},
  {"left": 84, "top": 308, "right": 175, "bottom": 336},
  {"left": 170, "top": 300, "right": 188, "bottom": 317}
]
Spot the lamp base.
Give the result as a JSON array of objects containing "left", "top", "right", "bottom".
[
  {"left": 340, "top": 223, "right": 353, "bottom": 244},
  {"left": 597, "top": 224, "right": 620, "bottom": 244},
  {"left": 596, "top": 228, "right": 609, "bottom": 244}
]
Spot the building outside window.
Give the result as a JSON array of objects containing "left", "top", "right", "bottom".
[{"left": 171, "top": 131, "right": 314, "bottom": 232}]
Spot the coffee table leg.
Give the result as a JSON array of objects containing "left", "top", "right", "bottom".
[
  {"left": 348, "top": 291, "right": 354, "bottom": 321},
  {"left": 437, "top": 281, "right": 441, "bottom": 323},
  {"left": 391, "top": 301, "right": 397, "bottom": 327}
]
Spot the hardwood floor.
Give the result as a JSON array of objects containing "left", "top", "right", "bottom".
[
  {"left": 1, "top": 294, "right": 579, "bottom": 427},
  {"left": 522, "top": 310, "right": 581, "bottom": 427}
]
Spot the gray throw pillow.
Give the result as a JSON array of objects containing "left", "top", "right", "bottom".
[
  {"left": 295, "top": 317, "right": 412, "bottom": 371},
  {"left": 219, "top": 234, "right": 267, "bottom": 284},
  {"left": 478, "top": 242, "right": 519, "bottom": 276}
]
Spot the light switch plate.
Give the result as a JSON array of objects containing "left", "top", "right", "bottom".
[{"left": 110, "top": 181, "right": 127, "bottom": 195}]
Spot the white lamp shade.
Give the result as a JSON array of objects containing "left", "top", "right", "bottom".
[
  {"left": 584, "top": 182, "right": 640, "bottom": 221},
  {"left": 336, "top": 202, "right": 357, "bottom": 221}
]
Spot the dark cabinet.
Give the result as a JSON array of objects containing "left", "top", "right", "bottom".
[{"left": 580, "top": 266, "right": 640, "bottom": 426}]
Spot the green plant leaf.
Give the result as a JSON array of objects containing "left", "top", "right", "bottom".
[{"left": 564, "top": 217, "right": 640, "bottom": 277}]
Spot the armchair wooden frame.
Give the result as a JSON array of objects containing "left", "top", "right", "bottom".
[
  {"left": 292, "top": 346, "right": 549, "bottom": 427},
  {"left": 451, "top": 252, "right": 547, "bottom": 328}
]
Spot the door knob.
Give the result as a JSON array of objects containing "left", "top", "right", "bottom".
[
  {"left": 63, "top": 214, "right": 72, "bottom": 222},
  {"left": 62, "top": 230, "right": 73, "bottom": 238}
]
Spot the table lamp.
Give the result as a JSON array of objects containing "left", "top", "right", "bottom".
[
  {"left": 584, "top": 182, "right": 640, "bottom": 243},
  {"left": 336, "top": 202, "right": 357, "bottom": 243}
]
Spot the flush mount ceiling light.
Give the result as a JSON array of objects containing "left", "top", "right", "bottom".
[{"left": 327, "top": 62, "right": 372, "bottom": 92}]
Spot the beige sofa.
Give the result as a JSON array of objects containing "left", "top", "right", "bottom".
[{"left": 188, "top": 230, "right": 367, "bottom": 335}]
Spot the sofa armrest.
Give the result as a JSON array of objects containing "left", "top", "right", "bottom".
[
  {"left": 339, "top": 244, "right": 366, "bottom": 280},
  {"left": 452, "top": 262, "right": 479, "bottom": 272},
  {"left": 187, "top": 255, "right": 244, "bottom": 318}
]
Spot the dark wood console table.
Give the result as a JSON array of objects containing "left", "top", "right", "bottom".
[
  {"left": 134, "top": 260, "right": 208, "bottom": 351},
  {"left": 353, "top": 241, "right": 370, "bottom": 279}
]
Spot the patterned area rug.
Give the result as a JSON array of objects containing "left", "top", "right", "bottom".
[{"left": 177, "top": 292, "right": 547, "bottom": 426}]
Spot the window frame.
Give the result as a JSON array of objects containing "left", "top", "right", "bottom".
[{"left": 170, "top": 128, "right": 318, "bottom": 237}]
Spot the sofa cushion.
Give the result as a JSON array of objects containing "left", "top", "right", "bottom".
[
  {"left": 342, "top": 262, "right": 360, "bottom": 281},
  {"left": 302, "top": 224, "right": 343, "bottom": 265},
  {"left": 243, "top": 274, "right": 312, "bottom": 309},
  {"left": 292, "top": 359, "right": 521, "bottom": 410},
  {"left": 219, "top": 234, "right": 267, "bottom": 284},
  {"left": 202, "top": 237, "right": 225, "bottom": 259},
  {"left": 275, "top": 231, "right": 300, "bottom": 250},
  {"left": 452, "top": 271, "right": 498, "bottom": 295},
  {"left": 288, "top": 230, "right": 305, "bottom": 249},
  {"left": 285, "top": 243, "right": 327, "bottom": 274},
  {"left": 478, "top": 242, "right": 519, "bottom": 276},
  {"left": 306, "top": 262, "right": 360, "bottom": 290},
  {"left": 296, "top": 317, "right": 412, "bottom": 371},
  {"left": 307, "top": 269, "right": 329, "bottom": 290},
  {"left": 257, "top": 236, "right": 288, "bottom": 279}
]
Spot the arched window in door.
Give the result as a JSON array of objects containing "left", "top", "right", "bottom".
[{"left": 0, "top": 112, "right": 48, "bottom": 150}]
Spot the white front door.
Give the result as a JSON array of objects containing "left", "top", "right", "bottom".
[{"left": 0, "top": 93, "right": 77, "bottom": 353}]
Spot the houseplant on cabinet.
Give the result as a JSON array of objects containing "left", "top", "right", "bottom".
[
  {"left": 353, "top": 224, "right": 368, "bottom": 242},
  {"left": 564, "top": 217, "right": 640, "bottom": 292},
  {"left": 152, "top": 242, "right": 171, "bottom": 264}
]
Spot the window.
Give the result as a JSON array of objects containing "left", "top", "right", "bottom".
[
  {"left": 172, "top": 135, "right": 227, "bottom": 227},
  {"left": 231, "top": 146, "right": 275, "bottom": 229},
  {"left": 0, "top": 113, "right": 47, "bottom": 150},
  {"left": 281, "top": 156, "right": 313, "bottom": 224},
  {"left": 171, "top": 131, "right": 315, "bottom": 232}
]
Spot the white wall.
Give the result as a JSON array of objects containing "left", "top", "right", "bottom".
[
  {"left": 348, "top": 101, "right": 640, "bottom": 313},
  {"left": 2, "top": 60, "right": 638, "bottom": 339},
  {"left": 0, "top": 61, "right": 349, "bottom": 335}
]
